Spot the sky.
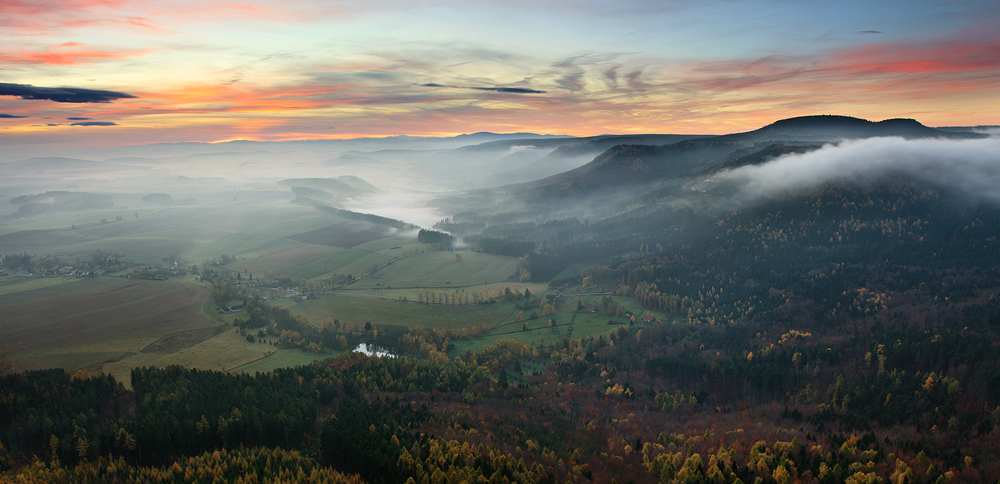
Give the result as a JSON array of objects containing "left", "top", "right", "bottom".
[{"left": 1, "top": 0, "right": 998, "bottom": 147}]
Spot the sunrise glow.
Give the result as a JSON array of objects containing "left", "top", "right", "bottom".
[{"left": 1, "top": 0, "right": 997, "bottom": 146}]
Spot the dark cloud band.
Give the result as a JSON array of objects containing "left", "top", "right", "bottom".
[
  {"left": 471, "top": 87, "right": 546, "bottom": 94},
  {"left": 0, "top": 113, "right": 28, "bottom": 118},
  {"left": 0, "top": 82, "right": 137, "bottom": 103},
  {"left": 421, "top": 83, "right": 545, "bottom": 94},
  {"left": 71, "top": 121, "right": 117, "bottom": 126}
]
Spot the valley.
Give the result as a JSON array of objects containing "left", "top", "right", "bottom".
[{"left": 2, "top": 115, "right": 1000, "bottom": 482}]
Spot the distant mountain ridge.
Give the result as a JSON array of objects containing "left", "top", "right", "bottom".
[
  {"left": 515, "top": 115, "right": 985, "bottom": 198},
  {"left": 718, "top": 115, "right": 984, "bottom": 142}
]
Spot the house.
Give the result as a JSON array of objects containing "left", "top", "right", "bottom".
[
  {"left": 623, "top": 310, "right": 634, "bottom": 319},
  {"left": 643, "top": 315, "right": 655, "bottom": 323}
]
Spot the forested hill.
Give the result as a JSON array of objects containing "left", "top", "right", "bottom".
[
  {"left": 512, "top": 115, "right": 985, "bottom": 199},
  {"left": 719, "top": 115, "right": 985, "bottom": 142},
  {"left": 525, "top": 140, "right": 744, "bottom": 197}
]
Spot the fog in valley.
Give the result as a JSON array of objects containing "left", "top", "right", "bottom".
[
  {"left": 5, "top": 116, "right": 1000, "bottom": 483},
  {"left": 0, "top": 132, "right": 597, "bottom": 235},
  {"left": 2, "top": 119, "right": 997, "bottom": 264}
]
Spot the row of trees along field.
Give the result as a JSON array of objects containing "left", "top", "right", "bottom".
[{"left": 1, "top": 250, "right": 134, "bottom": 275}]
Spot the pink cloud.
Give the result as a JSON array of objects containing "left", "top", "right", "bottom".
[
  {"left": 662, "top": 24, "right": 1000, "bottom": 123},
  {"left": 826, "top": 27, "right": 1000, "bottom": 76},
  {"left": 0, "top": 47, "right": 150, "bottom": 65},
  {"left": 0, "top": 0, "right": 127, "bottom": 32}
]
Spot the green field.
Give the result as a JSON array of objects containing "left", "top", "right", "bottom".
[
  {"left": 186, "top": 233, "right": 301, "bottom": 265},
  {"left": 275, "top": 231, "right": 426, "bottom": 281},
  {"left": 353, "top": 234, "right": 423, "bottom": 254},
  {"left": 347, "top": 251, "right": 518, "bottom": 289},
  {"left": 279, "top": 294, "right": 521, "bottom": 331},
  {"left": 449, "top": 295, "right": 668, "bottom": 355},
  {"left": 281, "top": 248, "right": 389, "bottom": 281},
  {"left": 277, "top": 290, "right": 673, "bottom": 358},
  {"left": 335, "top": 281, "right": 548, "bottom": 306},
  {"left": 231, "top": 348, "right": 335, "bottom": 373},
  {"left": 227, "top": 243, "right": 341, "bottom": 275}
]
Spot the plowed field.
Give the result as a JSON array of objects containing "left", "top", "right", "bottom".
[{"left": 0, "top": 278, "right": 216, "bottom": 367}]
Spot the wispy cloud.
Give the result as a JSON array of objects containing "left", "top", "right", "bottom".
[
  {"left": 70, "top": 121, "right": 117, "bottom": 126},
  {"left": 0, "top": 113, "right": 29, "bottom": 118}
]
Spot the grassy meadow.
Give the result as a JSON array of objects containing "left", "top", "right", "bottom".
[
  {"left": 347, "top": 250, "right": 519, "bottom": 288},
  {"left": 280, "top": 294, "right": 521, "bottom": 331},
  {"left": 228, "top": 243, "right": 342, "bottom": 275},
  {"left": 448, "top": 294, "right": 667, "bottom": 355},
  {"left": 231, "top": 348, "right": 335, "bottom": 374}
]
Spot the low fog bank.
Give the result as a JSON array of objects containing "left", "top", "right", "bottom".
[
  {"left": 711, "top": 137, "right": 1000, "bottom": 206},
  {"left": 0, "top": 137, "right": 518, "bottom": 229},
  {"left": 0, "top": 133, "right": 595, "bottom": 207},
  {"left": 338, "top": 190, "right": 451, "bottom": 229}
]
